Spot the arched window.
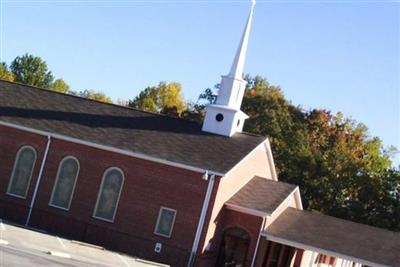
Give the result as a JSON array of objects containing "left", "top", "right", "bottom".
[
  {"left": 217, "top": 227, "right": 251, "bottom": 267},
  {"left": 93, "top": 167, "right": 124, "bottom": 222},
  {"left": 49, "top": 156, "right": 80, "bottom": 210},
  {"left": 7, "top": 146, "right": 37, "bottom": 198}
]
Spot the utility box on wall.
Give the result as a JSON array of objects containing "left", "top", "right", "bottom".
[{"left": 154, "top": 242, "right": 162, "bottom": 253}]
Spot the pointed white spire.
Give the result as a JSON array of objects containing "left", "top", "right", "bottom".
[
  {"left": 228, "top": 0, "right": 256, "bottom": 80},
  {"left": 201, "top": 0, "right": 256, "bottom": 137}
]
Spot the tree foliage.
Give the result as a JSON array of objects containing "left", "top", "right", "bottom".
[
  {"left": 180, "top": 84, "right": 219, "bottom": 123},
  {"left": 129, "top": 86, "right": 159, "bottom": 112},
  {"left": 4, "top": 54, "right": 113, "bottom": 103},
  {"left": 128, "top": 82, "right": 186, "bottom": 116},
  {"left": 75, "top": 89, "right": 113, "bottom": 103},
  {"left": 10, "top": 54, "right": 54, "bottom": 88},
  {"left": 51, "top": 79, "right": 70, "bottom": 93},
  {"left": 193, "top": 75, "right": 399, "bottom": 231},
  {"left": 0, "top": 62, "right": 15, "bottom": 81},
  {"left": 241, "top": 75, "right": 399, "bottom": 230}
]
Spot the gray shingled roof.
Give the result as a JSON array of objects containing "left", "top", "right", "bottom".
[
  {"left": 0, "top": 80, "right": 266, "bottom": 174},
  {"left": 226, "top": 176, "right": 297, "bottom": 215},
  {"left": 265, "top": 207, "right": 400, "bottom": 267}
]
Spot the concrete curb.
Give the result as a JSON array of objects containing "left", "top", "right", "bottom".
[
  {"left": 47, "top": 251, "right": 71, "bottom": 258},
  {"left": 71, "top": 240, "right": 104, "bottom": 250},
  {"left": 134, "top": 258, "right": 169, "bottom": 267},
  {"left": 25, "top": 226, "right": 48, "bottom": 234}
]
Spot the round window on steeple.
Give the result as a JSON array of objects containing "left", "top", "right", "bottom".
[{"left": 216, "top": 113, "right": 224, "bottom": 122}]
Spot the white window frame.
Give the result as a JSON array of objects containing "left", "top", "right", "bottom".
[
  {"left": 7, "top": 145, "right": 37, "bottom": 199},
  {"left": 154, "top": 207, "right": 177, "bottom": 238},
  {"left": 92, "top": 167, "right": 125, "bottom": 223},
  {"left": 48, "top": 156, "right": 80, "bottom": 211}
]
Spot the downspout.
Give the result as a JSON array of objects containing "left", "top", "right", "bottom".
[
  {"left": 25, "top": 135, "right": 51, "bottom": 226},
  {"left": 187, "top": 172, "right": 216, "bottom": 267},
  {"left": 251, "top": 216, "right": 266, "bottom": 267}
]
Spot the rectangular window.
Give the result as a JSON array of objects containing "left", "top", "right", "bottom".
[{"left": 154, "top": 207, "right": 177, "bottom": 238}]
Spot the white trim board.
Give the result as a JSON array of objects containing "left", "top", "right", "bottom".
[
  {"left": 270, "top": 187, "right": 300, "bottom": 218},
  {"left": 293, "top": 187, "right": 303, "bottom": 210},
  {"left": 0, "top": 121, "right": 224, "bottom": 177},
  {"left": 264, "top": 139, "right": 278, "bottom": 181},
  {"left": 224, "top": 203, "right": 269, "bottom": 217},
  {"left": 263, "top": 234, "right": 390, "bottom": 267}
]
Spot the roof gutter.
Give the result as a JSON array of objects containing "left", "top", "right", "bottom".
[
  {"left": 0, "top": 121, "right": 224, "bottom": 177},
  {"left": 26, "top": 135, "right": 51, "bottom": 226}
]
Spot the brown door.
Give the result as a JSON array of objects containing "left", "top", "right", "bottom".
[{"left": 217, "top": 228, "right": 250, "bottom": 267}]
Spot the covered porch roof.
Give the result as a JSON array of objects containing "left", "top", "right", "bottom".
[
  {"left": 225, "top": 176, "right": 299, "bottom": 217},
  {"left": 263, "top": 207, "right": 400, "bottom": 267}
]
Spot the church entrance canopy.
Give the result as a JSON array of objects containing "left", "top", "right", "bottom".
[{"left": 263, "top": 208, "right": 400, "bottom": 267}]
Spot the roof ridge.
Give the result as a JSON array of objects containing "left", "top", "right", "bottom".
[
  {"left": 0, "top": 79, "right": 201, "bottom": 126},
  {"left": 238, "top": 130, "right": 264, "bottom": 138}
]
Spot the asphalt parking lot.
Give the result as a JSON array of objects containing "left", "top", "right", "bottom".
[{"left": 0, "top": 220, "right": 168, "bottom": 267}]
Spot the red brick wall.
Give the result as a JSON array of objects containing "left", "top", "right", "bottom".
[
  {"left": 0, "top": 124, "right": 208, "bottom": 266},
  {"left": 0, "top": 125, "right": 47, "bottom": 224},
  {"left": 195, "top": 142, "right": 271, "bottom": 267},
  {"left": 198, "top": 143, "right": 272, "bottom": 254}
]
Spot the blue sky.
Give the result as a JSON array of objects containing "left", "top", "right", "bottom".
[{"left": 1, "top": 0, "right": 399, "bottom": 165}]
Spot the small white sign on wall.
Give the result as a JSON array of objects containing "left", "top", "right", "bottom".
[{"left": 154, "top": 242, "right": 162, "bottom": 253}]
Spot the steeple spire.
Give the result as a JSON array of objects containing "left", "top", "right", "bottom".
[
  {"left": 202, "top": 0, "right": 256, "bottom": 137},
  {"left": 228, "top": 0, "right": 256, "bottom": 80}
]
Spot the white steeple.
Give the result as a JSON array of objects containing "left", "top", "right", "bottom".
[
  {"left": 202, "top": 0, "right": 256, "bottom": 137},
  {"left": 228, "top": 0, "right": 256, "bottom": 80}
]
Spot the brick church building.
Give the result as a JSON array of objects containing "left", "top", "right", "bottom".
[{"left": 0, "top": 1, "right": 398, "bottom": 267}]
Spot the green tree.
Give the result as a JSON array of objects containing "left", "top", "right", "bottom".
[
  {"left": 10, "top": 54, "right": 54, "bottom": 88},
  {"left": 159, "top": 82, "right": 186, "bottom": 115},
  {"left": 76, "top": 89, "right": 113, "bottom": 103},
  {"left": 50, "top": 79, "right": 70, "bottom": 93},
  {"left": 181, "top": 102, "right": 205, "bottom": 124},
  {"left": 196, "top": 75, "right": 400, "bottom": 231},
  {"left": 129, "top": 86, "right": 159, "bottom": 112},
  {"left": 343, "top": 168, "right": 400, "bottom": 230},
  {"left": 181, "top": 84, "right": 219, "bottom": 122},
  {"left": 129, "top": 82, "right": 186, "bottom": 116},
  {"left": 0, "top": 62, "right": 15, "bottom": 81}
]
